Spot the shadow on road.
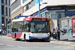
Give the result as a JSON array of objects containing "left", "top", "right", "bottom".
[{"left": 15, "top": 39, "right": 50, "bottom": 42}]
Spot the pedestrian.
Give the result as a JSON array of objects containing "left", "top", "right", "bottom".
[
  {"left": 55, "top": 27, "right": 59, "bottom": 39},
  {"left": 52, "top": 27, "right": 57, "bottom": 39},
  {"left": 55, "top": 27, "right": 60, "bottom": 40},
  {"left": 57, "top": 30, "right": 60, "bottom": 40}
]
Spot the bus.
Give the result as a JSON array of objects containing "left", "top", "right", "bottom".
[{"left": 11, "top": 17, "right": 50, "bottom": 42}]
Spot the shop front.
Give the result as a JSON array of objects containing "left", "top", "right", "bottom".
[{"left": 31, "top": 6, "right": 66, "bottom": 28}]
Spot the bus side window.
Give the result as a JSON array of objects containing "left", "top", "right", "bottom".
[{"left": 23, "top": 21, "right": 30, "bottom": 32}]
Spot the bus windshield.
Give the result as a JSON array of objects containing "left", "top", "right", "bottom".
[{"left": 30, "top": 22, "right": 50, "bottom": 33}]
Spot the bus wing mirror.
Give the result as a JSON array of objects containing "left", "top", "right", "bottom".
[{"left": 27, "top": 27, "right": 29, "bottom": 31}]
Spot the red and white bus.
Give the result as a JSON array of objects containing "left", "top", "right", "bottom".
[{"left": 11, "top": 17, "right": 50, "bottom": 42}]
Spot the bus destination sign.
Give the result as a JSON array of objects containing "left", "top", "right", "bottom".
[{"left": 32, "top": 18, "right": 47, "bottom": 21}]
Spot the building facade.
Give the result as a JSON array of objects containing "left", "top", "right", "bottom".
[
  {"left": 11, "top": 0, "right": 75, "bottom": 28},
  {"left": 11, "top": 0, "right": 32, "bottom": 19},
  {"left": 1, "top": 0, "right": 11, "bottom": 31}
]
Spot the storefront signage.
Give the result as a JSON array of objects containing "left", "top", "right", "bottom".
[{"left": 31, "top": 6, "right": 66, "bottom": 16}]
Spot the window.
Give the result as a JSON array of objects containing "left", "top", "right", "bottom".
[
  {"left": 9, "top": 0, "right": 10, "bottom": 5},
  {"left": 30, "top": 22, "right": 50, "bottom": 33},
  {"left": 2, "top": 0, "right": 4, "bottom": 3},
  {"left": 19, "top": 14, "right": 21, "bottom": 16},
  {"left": 23, "top": 0, "right": 27, "bottom": 3},
  {"left": 26, "top": 4, "right": 29, "bottom": 10},
  {"left": 8, "top": 19, "right": 11, "bottom": 23},
  {"left": 42, "top": 13, "right": 45, "bottom": 17},
  {"left": 23, "top": 6, "right": 26, "bottom": 13},
  {"left": 68, "top": 6, "right": 75, "bottom": 10},
  {"left": 2, "top": 17, "right": 4, "bottom": 23},
  {"left": 51, "top": 14, "right": 57, "bottom": 20},
  {"left": 12, "top": 21, "right": 30, "bottom": 32},
  {"left": 2, "top": 5, "right": 4, "bottom": 15},
  {"left": 6, "top": 7, "right": 8, "bottom": 16},
  {"left": 6, "top": 19, "right": 8, "bottom": 27},
  {"left": 9, "top": 8, "right": 10, "bottom": 16},
  {"left": 35, "top": 0, "right": 43, "bottom": 5},
  {"left": 41, "top": 14, "right": 42, "bottom": 17},
  {"left": 6, "top": 0, "right": 7, "bottom": 5}
]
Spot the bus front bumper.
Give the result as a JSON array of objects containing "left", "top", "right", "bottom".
[{"left": 29, "top": 36, "right": 50, "bottom": 40}]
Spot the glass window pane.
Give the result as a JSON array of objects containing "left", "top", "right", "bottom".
[
  {"left": 23, "top": 0, "right": 27, "bottom": 3},
  {"left": 6, "top": 7, "right": 8, "bottom": 16},
  {"left": 51, "top": 14, "right": 57, "bottom": 20}
]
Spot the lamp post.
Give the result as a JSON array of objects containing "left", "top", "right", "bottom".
[
  {"left": 38, "top": 0, "right": 47, "bottom": 17},
  {"left": 66, "top": 16, "right": 70, "bottom": 36},
  {"left": 0, "top": 0, "right": 2, "bottom": 36},
  {"left": 38, "top": 0, "right": 40, "bottom": 17}
]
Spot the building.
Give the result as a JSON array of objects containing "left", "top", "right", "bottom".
[
  {"left": 1, "top": 0, "right": 11, "bottom": 31},
  {"left": 11, "top": 0, "right": 75, "bottom": 28},
  {"left": 11, "top": 0, "right": 23, "bottom": 20}
]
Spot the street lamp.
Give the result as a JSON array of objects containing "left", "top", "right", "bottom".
[
  {"left": 0, "top": 0, "right": 2, "bottom": 36},
  {"left": 38, "top": 0, "right": 47, "bottom": 17},
  {"left": 66, "top": 16, "right": 70, "bottom": 36},
  {"left": 38, "top": 0, "right": 40, "bottom": 17}
]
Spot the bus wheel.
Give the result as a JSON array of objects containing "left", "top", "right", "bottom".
[
  {"left": 24, "top": 34, "right": 26, "bottom": 41},
  {"left": 46, "top": 39, "right": 50, "bottom": 42},
  {"left": 15, "top": 34, "right": 20, "bottom": 41}
]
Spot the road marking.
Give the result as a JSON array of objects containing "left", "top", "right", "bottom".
[
  {"left": 0, "top": 43, "right": 4, "bottom": 45},
  {"left": 6, "top": 44, "right": 14, "bottom": 47},
  {"left": 64, "top": 47, "right": 74, "bottom": 49},
  {"left": 17, "top": 46, "right": 24, "bottom": 48}
]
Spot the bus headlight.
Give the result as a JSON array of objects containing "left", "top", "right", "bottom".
[
  {"left": 48, "top": 33, "right": 50, "bottom": 35},
  {"left": 29, "top": 33, "right": 31, "bottom": 35}
]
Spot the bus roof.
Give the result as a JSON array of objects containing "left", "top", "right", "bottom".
[
  {"left": 12, "top": 17, "right": 25, "bottom": 22},
  {"left": 24, "top": 17, "right": 49, "bottom": 22},
  {"left": 12, "top": 17, "right": 49, "bottom": 22}
]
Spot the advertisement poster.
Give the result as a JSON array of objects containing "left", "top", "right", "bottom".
[{"left": 72, "top": 19, "right": 75, "bottom": 36}]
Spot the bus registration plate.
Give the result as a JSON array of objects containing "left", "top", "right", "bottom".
[{"left": 38, "top": 38, "right": 42, "bottom": 39}]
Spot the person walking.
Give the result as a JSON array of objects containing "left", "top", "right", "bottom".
[
  {"left": 52, "top": 27, "right": 57, "bottom": 39},
  {"left": 55, "top": 27, "right": 60, "bottom": 40}
]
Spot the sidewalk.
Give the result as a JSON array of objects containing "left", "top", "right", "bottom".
[
  {"left": 50, "top": 38, "right": 75, "bottom": 48},
  {"left": 0, "top": 35, "right": 12, "bottom": 39}
]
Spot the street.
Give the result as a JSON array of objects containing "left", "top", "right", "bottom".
[{"left": 0, "top": 36, "right": 75, "bottom": 50}]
